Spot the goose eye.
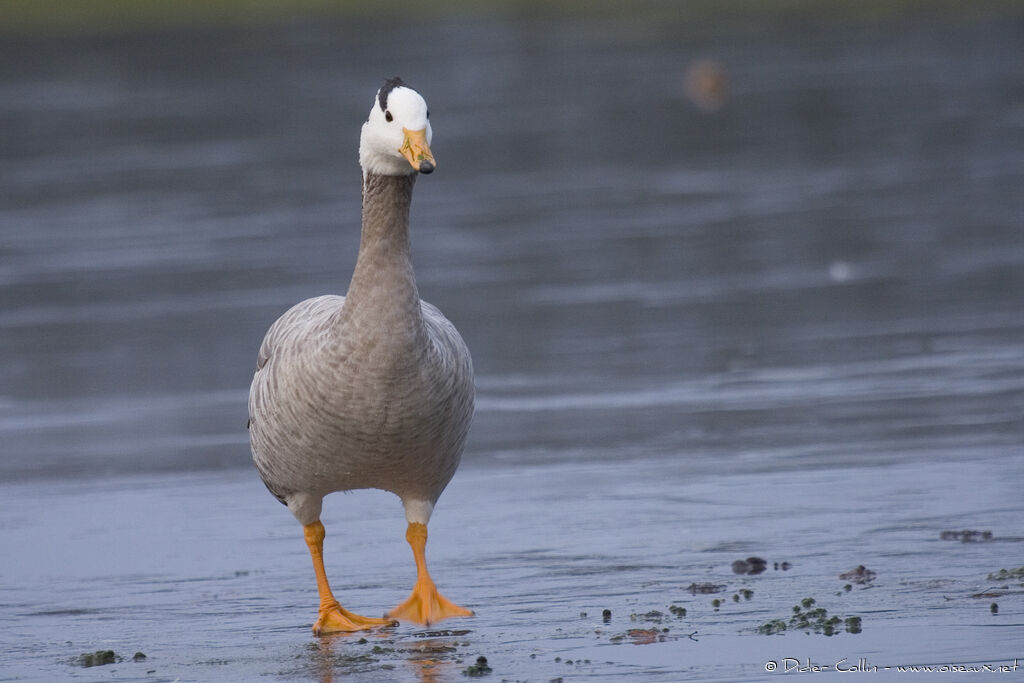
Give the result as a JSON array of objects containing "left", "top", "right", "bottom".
[
  {"left": 426, "top": 110, "right": 430, "bottom": 119},
  {"left": 385, "top": 110, "right": 393, "bottom": 122}
]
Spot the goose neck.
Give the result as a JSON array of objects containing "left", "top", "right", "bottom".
[
  {"left": 358, "top": 172, "right": 416, "bottom": 256},
  {"left": 343, "top": 172, "right": 422, "bottom": 327}
]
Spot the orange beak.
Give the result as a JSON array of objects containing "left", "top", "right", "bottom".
[{"left": 399, "top": 127, "right": 436, "bottom": 174}]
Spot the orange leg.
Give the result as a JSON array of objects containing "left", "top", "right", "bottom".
[
  {"left": 303, "top": 521, "right": 396, "bottom": 635},
  {"left": 386, "top": 522, "right": 473, "bottom": 625}
]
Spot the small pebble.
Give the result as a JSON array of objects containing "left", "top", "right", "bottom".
[
  {"left": 733, "top": 556, "right": 768, "bottom": 575},
  {"left": 462, "top": 655, "right": 492, "bottom": 677},
  {"left": 839, "top": 565, "right": 876, "bottom": 584},
  {"left": 77, "top": 650, "right": 117, "bottom": 668}
]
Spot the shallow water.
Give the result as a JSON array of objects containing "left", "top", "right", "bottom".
[
  {"left": 2, "top": 454, "right": 1022, "bottom": 681},
  {"left": 2, "top": 6, "right": 1023, "bottom": 681}
]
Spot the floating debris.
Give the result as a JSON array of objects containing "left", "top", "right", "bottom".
[
  {"left": 839, "top": 565, "right": 876, "bottom": 584},
  {"left": 987, "top": 567, "right": 1024, "bottom": 583},
  {"left": 602, "top": 608, "right": 612, "bottom": 623},
  {"left": 991, "top": 603, "right": 999, "bottom": 614},
  {"left": 610, "top": 626, "right": 685, "bottom": 645},
  {"left": 731, "top": 557, "right": 791, "bottom": 574},
  {"left": 627, "top": 628, "right": 662, "bottom": 644},
  {"left": 668, "top": 604, "right": 687, "bottom": 618},
  {"left": 417, "top": 629, "right": 471, "bottom": 638},
  {"left": 132, "top": 652, "right": 147, "bottom": 662},
  {"left": 683, "top": 58, "right": 729, "bottom": 113},
  {"left": 757, "top": 597, "right": 862, "bottom": 636},
  {"left": 940, "top": 529, "right": 993, "bottom": 543},
  {"left": 411, "top": 643, "right": 457, "bottom": 655},
  {"left": 757, "top": 619, "right": 788, "bottom": 635},
  {"left": 462, "top": 655, "right": 492, "bottom": 677},
  {"left": 77, "top": 650, "right": 118, "bottom": 667},
  {"left": 630, "top": 610, "right": 665, "bottom": 623},
  {"left": 732, "top": 557, "right": 767, "bottom": 575},
  {"left": 687, "top": 582, "right": 725, "bottom": 595}
]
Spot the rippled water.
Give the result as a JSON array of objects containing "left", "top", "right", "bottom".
[{"left": 1, "top": 7, "right": 1023, "bottom": 681}]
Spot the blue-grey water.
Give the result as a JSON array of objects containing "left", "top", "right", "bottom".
[{"left": 1, "top": 7, "right": 1023, "bottom": 681}]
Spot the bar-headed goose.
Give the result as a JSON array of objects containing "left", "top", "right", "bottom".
[{"left": 249, "top": 77, "right": 473, "bottom": 634}]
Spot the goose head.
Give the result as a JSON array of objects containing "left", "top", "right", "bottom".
[{"left": 359, "top": 77, "right": 435, "bottom": 177}]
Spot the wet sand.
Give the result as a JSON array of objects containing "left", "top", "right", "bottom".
[{"left": 2, "top": 449, "right": 1021, "bottom": 681}]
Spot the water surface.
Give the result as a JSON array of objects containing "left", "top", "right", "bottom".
[{"left": 1, "top": 7, "right": 1022, "bottom": 681}]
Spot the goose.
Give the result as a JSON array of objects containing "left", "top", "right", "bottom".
[{"left": 248, "top": 77, "right": 474, "bottom": 635}]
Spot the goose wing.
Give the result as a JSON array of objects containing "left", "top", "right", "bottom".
[{"left": 249, "top": 295, "right": 346, "bottom": 502}]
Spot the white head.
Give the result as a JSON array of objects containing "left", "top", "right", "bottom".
[{"left": 359, "top": 77, "right": 435, "bottom": 176}]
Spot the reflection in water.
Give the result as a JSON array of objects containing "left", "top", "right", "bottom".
[
  {"left": 404, "top": 639, "right": 457, "bottom": 683},
  {"left": 309, "top": 632, "right": 457, "bottom": 683},
  {"left": 311, "top": 636, "right": 335, "bottom": 683}
]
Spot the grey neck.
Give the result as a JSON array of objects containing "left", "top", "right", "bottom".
[
  {"left": 359, "top": 172, "right": 416, "bottom": 259},
  {"left": 341, "top": 172, "right": 423, "bottom": 336}
]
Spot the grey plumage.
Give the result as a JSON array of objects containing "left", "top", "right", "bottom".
[{"left": 248, "top": 172, "right": 473, "bottom": 527}]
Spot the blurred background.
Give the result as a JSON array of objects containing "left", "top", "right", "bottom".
[{"left": 1, "top": 0, "right": 1022, "bottom": 482}]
